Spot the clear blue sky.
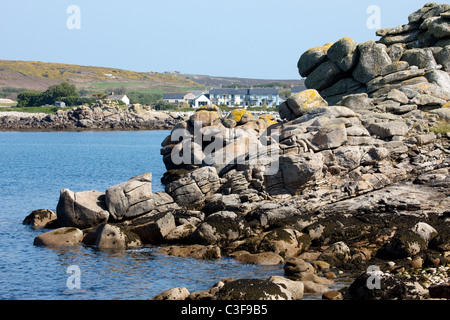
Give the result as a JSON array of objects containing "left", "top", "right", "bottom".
[{"left": 0, "top": 0, "right": 431, "bottom": 79}]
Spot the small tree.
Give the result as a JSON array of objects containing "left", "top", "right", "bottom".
[
  {"left": 16, "top": 82, "right": 80, "bottom": 107},
  {"left": 58, "top": 96, "right": 78, "bottom": 106},
  {"left": 92, "top": 92, "right": 108, "bottom": 100},
  {"left": 116, "top": 86, "right": 127, "bottom": 95},
  {"left": 154, "top": 100, "right": 176, "bottom": 110},
  {"left": 17, "top": 90, "right": 44, "bottom": 107},
  {"left": 42, "top": 82, "right": 78, "bottom": 105}
]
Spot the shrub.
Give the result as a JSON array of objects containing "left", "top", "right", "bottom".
[
  {"left": 154, "top": 100, "right": 177, "bottom": 110},
  {"left": 127, "top": 91, "right": 162, "bottom": 105},
  {"left": 430, "top": 121, "right": 450, "bottom": 135},
  {"left": 17, "top": 90, "right": 44, "bottom": 108},
  {"left": 57, "top": 96, "right": 78, "bottom": 106},
  {"left": 17, "top": 82, "right": 79, "bottom": 107},
  {"left": 42, "top": 82, "right": 78, "bottom": 105}
]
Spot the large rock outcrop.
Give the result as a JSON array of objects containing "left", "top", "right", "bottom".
[
  {"left": 297, "top": 2, "right": 450, "bottom": 108},
  {"left": 56, "top": 189, "right": 110, "bottom": 229},
  {"left": 47, "top": 174, "right": 182, "bottom": 247},
  {"left": 105, "top": 173, "right": 179, "bottom": 220},
  {"left": 28, "top": 3, "right": 450, "bottom": 301},
  {"left": 0, "top": 103, "right": 185, "bottom": 131}
]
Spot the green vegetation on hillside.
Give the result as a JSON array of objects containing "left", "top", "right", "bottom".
[
  {"left": 0, "top": 60, "right": 204, "bottom": 105},
  {"left": 0, "top": 59, "right": 300, "bottom": 108},
  {"left": 0, "top": 60, "right": 199, "bottom": 86},
  {"left": 0, "top": 87, "right": 27, "bottom": 99},
  {"left": 0, "top": 106, "right": 72, "bottom": 114},
  {"left": 17, "top": 82, "right": 95, "bottom": 107},
  {"left": 127, "top": 92, "right": 162, "bottom": 105},
  {"left": 430, "top": 121, "right": 450, "bottom": 135},
  {"left": 221, "top": 82, "right": 304, "bottom": 89}
]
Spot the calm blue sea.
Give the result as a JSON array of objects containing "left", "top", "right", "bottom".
[{"left": 0, "top": 131, "right": 283, "bottom": 300}]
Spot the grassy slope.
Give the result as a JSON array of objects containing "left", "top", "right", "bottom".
[
  {"left": 0, "top": 59, "right": 203, "bottom": 93},
  {"left": 0, "top": 60, "right": 302, "bottom": 93},
  {"left": 0, "top": 106, "right": 72, "bottom": 113},
  {"left": 0, "top": 60, "right": 303, "bottom": 107}
]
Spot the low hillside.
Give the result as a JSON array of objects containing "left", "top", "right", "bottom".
[
  {"left": 0, "top": 60, "right": 201, "bottom": 93},
  {"left": 182, "top": 73, "right": 304, "bottom": 88}
]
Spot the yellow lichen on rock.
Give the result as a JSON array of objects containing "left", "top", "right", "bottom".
[
  {"left": 256, "top": 114, "right": 279, "bottom": 132},
  {"left": 230, "top": 109, "right": 245, "bottom": 122},
  {"left": 190, "top": 109, "right": 220, "bottom": 127},
  {"left": 259, "top": 114, "right": 278, "bottom": 126},
  {"left": 228, "top": 109, "right": 253, "bottom": 124},
  {"left": 306, "top": 43, "right": 334, "bottom": 54},
  {"left": 286, "top": 89, "right": 328, "bottom": 117},
  {"left": 197, "top": 104, "right": 222, "bottom": 114}
]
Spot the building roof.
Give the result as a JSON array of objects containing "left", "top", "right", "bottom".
[
  {"left": 108, "top": 94, "right": 128, "bottom": 100},
  {"left": 163, "top": 93, "right": 188, "bottom": 100},
  {"left": 194, "top": 94, "right": 211, "bottom": 101},
  {"left": 248, "top": 88, "right": 278, "bottom": 95},
  {"left": 209, "top": 88, "right": 278, "bottom": 95},
  {"left": 190, "top": 90, "right": 208, "bottom": 96},
  {"left": 209, "top": 88, "right": 249, "bottom": 95},
  {"left": 291, "top": 86, "right": 306, "bottom": 94}
]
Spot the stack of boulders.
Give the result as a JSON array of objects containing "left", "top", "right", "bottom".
[
  {"left": 297, "top": 2, "right": 450, "bottom": 111},
  {"left": 0, "top": 102, "right": 185, "bottom": 131},
  {"left": 30, "top": 173, "right": 181, "bottom": 249},
  {"left": 25, "top": 3, "right": 450, "bottom": 300},
  {"left": 160, "top": 104, "right": 280, "bottom": 173}
]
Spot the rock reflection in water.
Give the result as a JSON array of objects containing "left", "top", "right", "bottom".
[{"left": 41, "top": 245, "right": 284, "bottom": 300}]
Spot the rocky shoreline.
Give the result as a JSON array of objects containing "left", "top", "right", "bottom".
[
  {"left": 0, "top": 102, "right": 187, "bottom": 131},
  {"left": 23, "top": 3, "right": 450, "bottom": 300}
]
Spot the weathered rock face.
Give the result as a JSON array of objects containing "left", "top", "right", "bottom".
[
  {"left": 105, "top": 173, "right": 179, "bottom": 221},
  {"left": 127, "top": 211, "right": 176, "bottom": 244},
  {"left": 182, "top": 275, "right": 307, "bottom": 301},
  {"left": 377, "top": 221, "right": 439, "bottom": 259},
  {"left": 33, "top": 227, "right": 83, "bottom": 247},
  {"left": 0, "top": 104, "right": 186, "bottom": 131},
  {"left": 105, "top": 173, "right": 153, "bottom": 220},
  {"left": 327, "top": 37, "right": 359, "bottom": 72},
  {"left": 227, "top": 109, "right": 253, "bottom": 126},
  {"left": 352, "top": 41, "right": 393, "bottom": 84},
  {"left": 83, "top": 223, "right": 142, "bottom": 249},
  {"left": 155, "top": 244, "right": 221, "bottom": 260},
  {"left": 41, "top": 172, "right": 179, "bottom": 249},
  {"left": 191, "top": 211, "right": 250, "bottom": 246},
  {"left": 152, "top": 287, "right": 191, "bottom": 300},
  {"left": 317, "top": 241, "right": 351, "bottom": 267},
  {"left": 211, "top": 277, "right": 301, "bottom": 300},
  {"left": 297, "top": 2, "right": 450, "bottom": 106},
  {"left": 284, "top": 257, "right": 316, "bottom": 278},
  {"left": 230, "top": 251, "right": 284, "bottom": 265},
  {"left": 147, "top": 3, "right": 450, "bottom": 300},
  {"left": 23, "top": 209, "right": 57, "bottom": 229},
  {"left": 29, "top": 3, "right": 450, "bottom": 301},
  {"left": 279, "top": 152, "right": 324, "bottom": 195},
  {"left": 348, "top": 270, "right": 408, "bottom": 300},
  {"left": 161, "top": 105, "right": 279, "bottom": 174},
  {"left": 298, "top": 43, "right": 334, "bottom": 77},
  {"left": 56, "top": 189, "right": 109, "bottom": 229},
  {"left": 378, "top": 229, "right": 428, "bottom": 259},
  {"left": 165, "top": 166, "right": 221, "bottom": 210},
  {"left": 258, "top": 228, "right": 309, "bottom": 259},
  {"left": 281, "top": 89, "right": 328, "bottom": 121},
  {"left": 190, "top": 109, "right": 221, "bottom": 127}
]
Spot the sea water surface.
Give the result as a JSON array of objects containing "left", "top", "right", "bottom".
[{"left": 0, "top": 131, "right": 284, "bottom": 300}]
